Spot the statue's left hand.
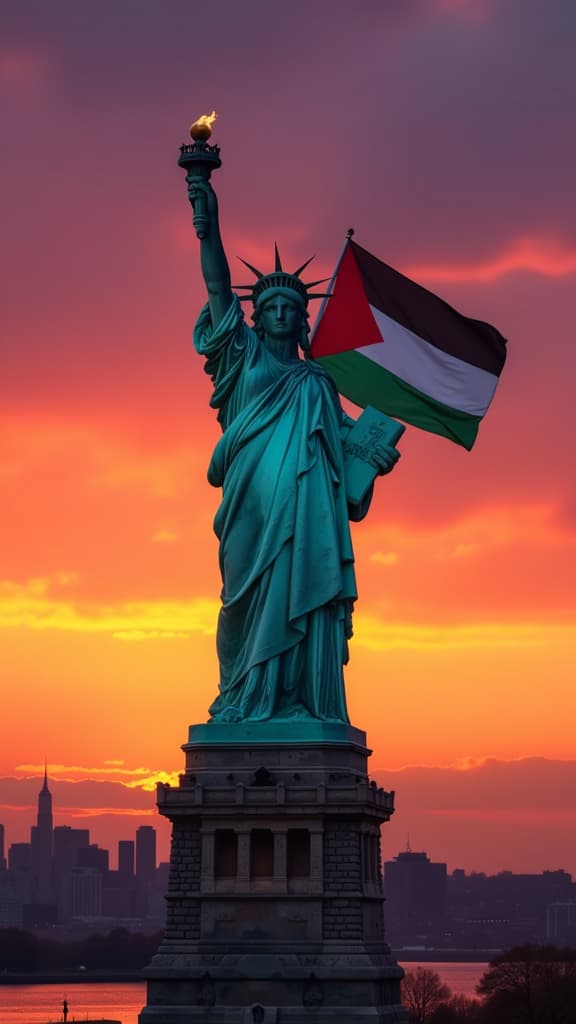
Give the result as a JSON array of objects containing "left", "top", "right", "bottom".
[{"left": 371, "top": 443, "right": 401, "bottom": 476}]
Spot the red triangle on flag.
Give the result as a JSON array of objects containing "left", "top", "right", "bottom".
[{"left": 311, "top": 243, "right": 382, "bottom": 357}]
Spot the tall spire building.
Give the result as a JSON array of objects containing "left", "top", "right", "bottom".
[{"left": 30, "top": 763, "right": 54, "bottom": 903}]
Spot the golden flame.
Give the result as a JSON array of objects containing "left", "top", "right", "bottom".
[{"left": 190, "top": 110, "right": 218, "bottom": 142}]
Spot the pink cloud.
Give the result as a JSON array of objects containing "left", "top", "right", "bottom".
[
  {"left": 60, "top": 806, "right": 157, "bottom": 819},
  {"left": 375, "top": 758, "right": 576, "bottom": 874},
  {"left": 3, "top": 758, "right": 576, "bottom": 876},
  {"left": 428, "top": 0, "right": 494, "bottom": 22},
  {"left": 407, "top": 235, "right": 576, "bottom": 282},
  {"left": 0, "top": 51, "right": 48, "bottom": 86}
]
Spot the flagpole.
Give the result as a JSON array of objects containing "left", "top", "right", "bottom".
[{"left": 308, "top": 228, "right": 354, "bottom": 349}]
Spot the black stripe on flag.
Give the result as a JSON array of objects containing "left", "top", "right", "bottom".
[{"left": 352, "top": 241, "right": 507, "bottom": 377}]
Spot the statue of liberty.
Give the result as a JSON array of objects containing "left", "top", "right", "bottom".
[{"left": 187, "top": 178, "right": 400, "bottom": 725}]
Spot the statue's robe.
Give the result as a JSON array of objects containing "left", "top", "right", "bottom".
[{"left": 194, "top": 297, "right": 359, "bottom": 723}]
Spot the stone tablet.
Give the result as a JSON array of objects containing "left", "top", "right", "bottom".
[{"left": 343, "top": 405, "right": 405, "bottom": 506}]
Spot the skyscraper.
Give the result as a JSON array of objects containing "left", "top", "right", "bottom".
[
  {"left": 118, "top": 839, "right": 135, "bottom": 881},
  {"left": 53, "top": 824, "right": 90, "bottom": 880},
  {"left": 0, "top": 823, "right": 6, "bottom": 871},
  {"left": 384, "top": 846, "right": 447, "bottom": 945},
  {"left": 30, "top": 764, "right": 53, "bottom": 903},
  {"left": 136, "top": 826, "right": 156, "bottom": 884}
]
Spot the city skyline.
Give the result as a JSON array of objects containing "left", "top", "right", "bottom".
[
  {"left": 0, "top": 770, "right": 163, "bottom": 928},
  {"left": 0, "top": 771, "right": 161, "bottom": 874},
  {"left": 2, "top": 755, "right": 576, "bottom": 877},
  {"left": 2, "top": 768, "right": 573, "bottom": 884},
  {"left": 2, "top": 2, "right": 576, "bottom": 877},
  {"left": 3, "top": 774, "right": 574, "bottom": 959}
]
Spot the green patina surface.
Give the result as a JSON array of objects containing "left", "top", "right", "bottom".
[
  {"left": 182, "top": 159, "right": 399, "bottom": 727},
  {"left": 187, "top": 720, "right": 367, "bottom": 749}
]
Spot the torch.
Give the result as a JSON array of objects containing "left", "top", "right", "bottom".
[{"left": 178, "top": 111, "right": 221, "bottom": 240}]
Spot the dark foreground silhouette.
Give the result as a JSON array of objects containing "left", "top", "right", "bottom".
[
  {"left": 403, "top": 945, "right": 576, "bottom": 1023},
  {"left": 0, "top": 927, "right": 163, "bottom": 974}
]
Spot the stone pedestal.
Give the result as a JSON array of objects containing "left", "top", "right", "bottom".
[{"left": 139, "top": 722, "right": 407, "bottom": 1023}]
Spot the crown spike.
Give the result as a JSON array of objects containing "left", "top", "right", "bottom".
[
  {"left": 274, "top": 243, "right": 283, "bottom": 273},
  {"left": 235, "top": 249, "right": 329, "bottom": 308},
  {"left": 236, "top": 257, "right": 264, "bottom": 279},
  {"left": 293, "top": 255, "right": 315, "bottom": 278},
  {"left": 307, "top": 293, "right": 332, "bottom": 300},
  {"left": 303, "top": 277, "right": 331, "bottom": 288}
]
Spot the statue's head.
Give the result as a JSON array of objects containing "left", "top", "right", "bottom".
[
  {"left": 235, "top": 246, "right": 330, "bottom": 353},
  {"left": 252, "top": 287, "right": 309, "bottom": 349}
]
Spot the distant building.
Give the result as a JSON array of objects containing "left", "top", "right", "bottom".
[
  {"left": 61, "top": 867, "right": 102, "bottom": 918},
  {"left": 135, "top": 826, "right": 157, "bottom": 918},
  {"left": 0, "top": 823, "right": 6, "bottom": 871},
  {"left": 77, "top": 844, "right": 109, "bottom": 874},
  {"left": 547, "top": 902, "right": 576, "bottom": 944},
  {"left": 51, "top": 825, "right": 92, "bottom": 923},
  {"left": 136, "top": 826, "right": 157, "bottom": 884},
  {"left": 53, "top": 826, "right": 90, "bottom": 881},
  {"left": 447, "top": 868, "right": 575, "bottom": 947},
  {"left": 0, "top": 871, "right": 21, "bottom": 926},
  {"left": 30, "top": 764, "right": 53, "bottom": 903},
  {"left": 8, "top": 843, "right": 31, "bottom": 872},
  {"left": 384, "top": 845, "right": 447, "bottom": 946},
  {"left": 8, "top": 842, "right": 33, "bottom": 905},
  {"left": 118, "top": 839, "right": 135, "bottom": 881}
]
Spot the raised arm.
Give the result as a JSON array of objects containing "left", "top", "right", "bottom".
[{"left": 187, "top": 178, "right": 234, "bottom": 328}]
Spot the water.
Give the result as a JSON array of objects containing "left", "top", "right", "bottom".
[
  {"left": 0, "top": 965, "right": 487, "bottom": 1023},
  {"left": 0, "top": 983, "right": 145, "bottom": 1024}
]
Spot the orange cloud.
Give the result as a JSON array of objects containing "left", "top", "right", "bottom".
[
  {"left": 370, "top": 551, "right": 400, "bottom": 566},
  {"left": 2, "top": 415, "right": 205, "bottom": 499},
  {"left": 0, "top": 574, "right": 218, "bottom": 637},
  {"left": 407, "top": 235, "right": 576, "bottom": 282},
  {"left": 58, "top": 806, "right": 158, "bottom": 819},
  {"left": 4, "top": 572, "right": 571, "bottom": 654},
  {"left": 359, "top": 502, "right": 573, "bottom": 569},
  {"left": 152, "top": 529, "right": 179, "bottom": 543},
  {"left": 421, "top": 807, "right": 576, "bottom": 825},
  {"left": 15, "top": 762, "right": 180, "bottom": 791},
  {"left": 92, "top": 443, "right": 203, "bottom": 499},
  {"left": 353, "top": 616, "right": 572, "bottom": 652}
]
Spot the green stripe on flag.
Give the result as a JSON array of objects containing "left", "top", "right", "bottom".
[{"left": 318, "top": 349, "right": 481, "bottom": 450}]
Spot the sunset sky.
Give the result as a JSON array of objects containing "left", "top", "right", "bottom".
[{"left": 2, "top": 0, "right": 575, "bottom": 875}]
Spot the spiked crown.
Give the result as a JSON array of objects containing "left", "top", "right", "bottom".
[{"left": 234, "top": 245, "right": 330, "bottom": 308}]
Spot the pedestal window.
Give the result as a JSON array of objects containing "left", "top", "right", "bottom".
[
  {"left": 214, "top": 829, "right": 238, "bottom": 880},
  {"left": 287, "top": 828, "right": 311, "bottom": 879},
  {"left": 250, "top": 829, "right": 274, "bottom": 883}
]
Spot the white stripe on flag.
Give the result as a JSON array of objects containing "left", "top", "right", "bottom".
[{"left": 359, "top": 307, "right": 499, "bottom": 416}]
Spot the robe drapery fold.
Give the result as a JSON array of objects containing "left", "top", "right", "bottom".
[{"left": 194, "top": 297, "right": 358, "bottom": 723}]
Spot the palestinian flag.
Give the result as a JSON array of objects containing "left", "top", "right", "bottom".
[{"left": 310, "top": 239, "right": 507, "bottom": 450}]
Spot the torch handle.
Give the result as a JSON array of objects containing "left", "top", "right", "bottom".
[
  {"left": 192, "top": 192, "right": 208, "bottom": 241},
  {"left": 184, "top": 168, "right": 211, "bottom": 241},
  {"left": 180, "top": 142, "right": 221, "bottom": 243}
]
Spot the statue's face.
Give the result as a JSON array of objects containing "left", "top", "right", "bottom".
[{"left": 258, "top": 294, "right": 303, "bottom": 342}]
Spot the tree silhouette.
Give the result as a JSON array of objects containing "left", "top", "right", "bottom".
[
  {"left": 429, "top": 994, "right": 481, "bottom": 1023},
  {"left": 0, "top": 927, "right": 163, "bottom": 972},
  {"left": 402, "top": 967, "right": 451, "bottom": 1024},
  {"left": 0, "top": 928, "right": 39, "bottom": 972},
  {"left": 477, "top": 945, "right": 576, "bottom": 1024}
]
